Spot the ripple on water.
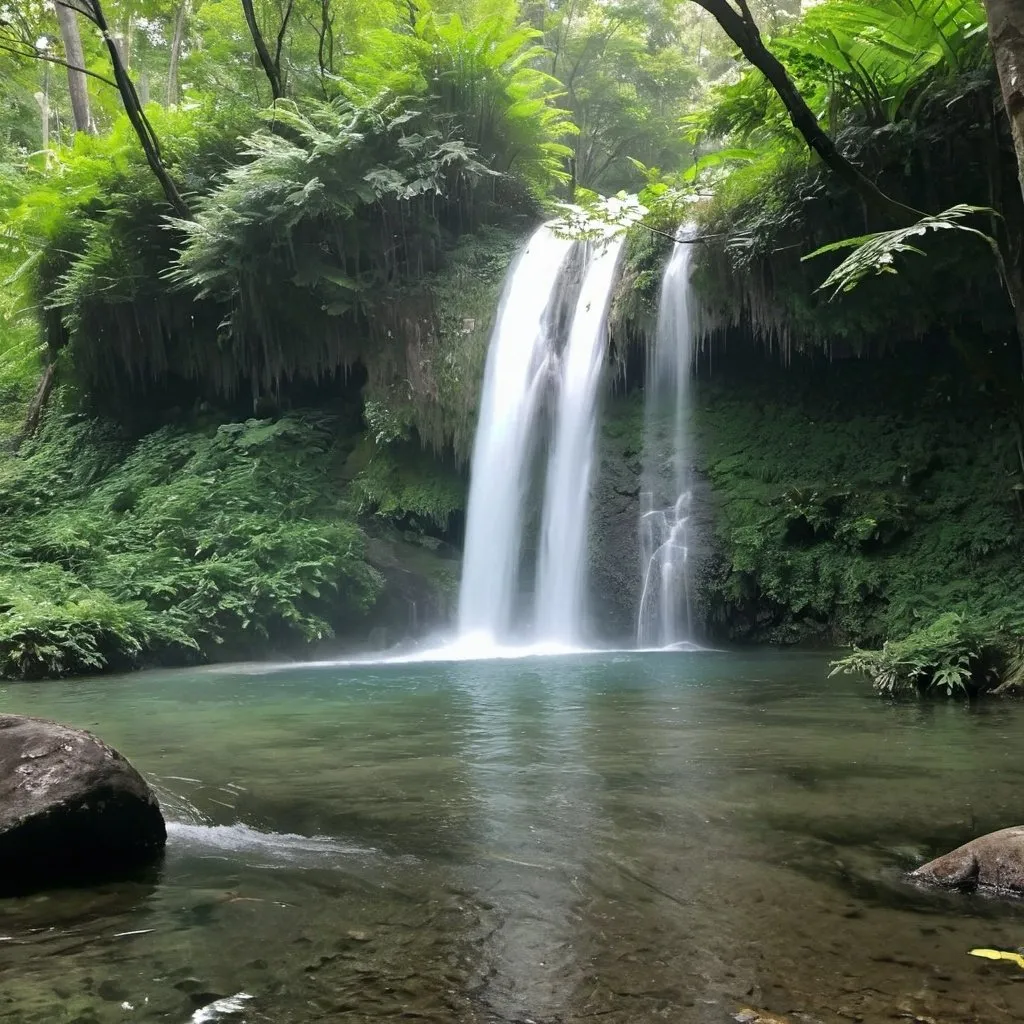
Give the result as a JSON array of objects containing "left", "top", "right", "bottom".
[
  {"left": 188, "top": 992, "right": 252, "bottom": 1023},
  {"left": 166, "top": 822, "right": 377, "bottom": 867}
]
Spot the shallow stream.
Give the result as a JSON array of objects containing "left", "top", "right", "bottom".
[{"left": 2, "top": 650, "right": 1023, "bottom": 1023}]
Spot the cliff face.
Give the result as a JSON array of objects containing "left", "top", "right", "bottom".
[{"left": 587, "top": 340, "right": 1024, "bottom": 652}]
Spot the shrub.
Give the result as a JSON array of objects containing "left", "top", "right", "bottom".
[{"left": 0, "top": 404, "right": 388, "bottom": 679}]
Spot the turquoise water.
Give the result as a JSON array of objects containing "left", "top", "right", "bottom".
[{"left": 1, "top": 650, "right": 1024, "bottom": 1023}]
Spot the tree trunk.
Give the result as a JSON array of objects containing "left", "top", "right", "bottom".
[
  {"left": 21, "top": 362, "right": 58, "bottom": 442},
  {"left": 691, "top": 0, "right": 921, "bottom": 223},
  {"left": 984, "top": 0, "right": 1024, "bottom": 204},
  {"left": 316, "top": 0, "right": 333, "bottom": 93},
  {"left": 55, "top": 2, "right": 94, "bottom": 133},
  {"left": 33, "top": 64, "right": 50, "bottom": 162},
  {"left": 241, "top": 0, "right": 284, "bottom": 100},
  {"left": 166, "top": 1, "right": 188, "bottom": 105}
]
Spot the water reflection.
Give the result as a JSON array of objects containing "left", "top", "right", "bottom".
[
  {"left": 1, "top": 652, "right": 1024, "bottom": 1022},
  {"left": 453, "top": 661, "right": 599, "bottom": 1020}
]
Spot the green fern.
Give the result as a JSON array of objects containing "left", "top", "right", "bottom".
[{"left": 803, "top": 204, "right": 1002, "bottom": 296}]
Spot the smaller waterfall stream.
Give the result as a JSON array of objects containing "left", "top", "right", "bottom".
[{"left": 636, "top": 231, "right": 699, "bottom": 649}]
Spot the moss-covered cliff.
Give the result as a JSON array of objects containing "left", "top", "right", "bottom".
[
  {"left": 592, "top": 342, "right": 1024, "bottom": 658},
  {"left": 593, "top": 55, "right": 1024, "bottom": 694},
  {"left": 0, "top": 222, "right": 523, "bottom": 679}
]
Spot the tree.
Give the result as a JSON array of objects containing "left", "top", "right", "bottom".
[
  {"left": 55, "top": 1, "right": 95, "bottom": 133},
  {"left": 690, "top": 0, "right": 921, "bottom": 222},
  {"left": 984, "top": 0, "right": 1024, "bottom": 203},
  {"left": 166, "top": 1, "right": 189, "bottom": 105},
  {"left": 240, "top": 0, "right": 294, "bottom": 100},
  {"left": 70, "top": 0, "right": 190, "bottom": 215},
  {"left": 545, "top": 0, "right": 701, "bottom": 192}
]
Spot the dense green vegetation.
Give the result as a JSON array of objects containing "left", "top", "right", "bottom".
[
  {"left": 695, "top": 354, "right": 1024, "bottom": 692},
  {"left": 598, "top": 342, "right": 1024, "bottom": 697},
  {"left": 661, "top": 0, "right": 1024, "bottom": 697},
  {"left": 596, "top": 0, "right": 1024, "bottom": 696},
  {"left": 2, "top": 0, "right": 1024, "bottom": 693},
  {"left": 0, "top": 0, "right": 572, "bottom": 675},
  {"left": 678, "top": 5, "right": 1002, "bottom": 362}
]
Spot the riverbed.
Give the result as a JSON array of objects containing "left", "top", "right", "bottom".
[{"left": 1, "top": 649, "right": 1022, "bottom": 1023}]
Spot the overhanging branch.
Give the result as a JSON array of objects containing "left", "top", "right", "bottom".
[
  {"left": 0, "top": 38, "right": 118, "bottom": 89},
  {"left": 689, "top": 0, "right": 924, "bottom": 223}
]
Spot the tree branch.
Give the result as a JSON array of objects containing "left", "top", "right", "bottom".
[
  {"left": 87, "top": 0, "right": 191, "bottom": 216},
  {"left": 55, "top": 0, "right": 98, "bottom": 22},
  {"left": 690, "top": 0, "right": 924, "bottom": 223},
  {"left": 273, "top": 0, "right": 296, "bottom": 87},
  {"left": 734, "top": 0, "right": 755, "bottom": 27},
  {"left": 647, "top": 226, "right": 724, "bottom": 244},
  {"left": 241, "top": 0, "right": 284, "bottom": 100},
  {"left": 0, "top": 38, "right": 118, "bottom": 89}
]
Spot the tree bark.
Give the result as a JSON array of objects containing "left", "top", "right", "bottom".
[
  {"left": 984, "top": 0, "right": 1024, "bottom": 204},
  {"left": 690, "top": 0, "right": 922, "bottom": 222},
  {"left": 33, "top": 64, "right": 49, "bottom": 160},
  {"left": 55, "top": 1, "right": 94, "bottom": 133},
  {"left": 316, "top": 0, "right": 334, "bottom": 94},
  {"left": 241, "top": 0, "right": 284, "bottom": 100},
  {"left": 166, "top": 1, "right": 188, "bottom": 105}
]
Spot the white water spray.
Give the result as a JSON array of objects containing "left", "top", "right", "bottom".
[
  {"left": 536, "top": 234, "right": 625, "bottom": 643},
  {"left": 637, "top": 231, "right": 699, "bottom": 649},
  {"left": 457, "top": 225, "right": 575, "bottom": 643}
]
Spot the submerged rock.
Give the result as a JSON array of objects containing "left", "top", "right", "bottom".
[
  {"left": 912, "top": 826, "right": 1024, "bottom": 893},
  {"left": 733, "top": 1010, "right": 797, "bottom": 1024},
  {"left": 0, "top": 714, "right": 165, "bottom": 894}
]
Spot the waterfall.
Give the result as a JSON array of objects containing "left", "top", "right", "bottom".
[
  {"left": 457, "top": 226, "right": 623, "bottom": 650},
  {"left": 535, "top": 234, "right": 625, "bottom": 643},
  {"left": 636, "top": 231, "right": 698, "bottom": 649},
  {"left": 457, "top": 225, "right": 575, "bottom": 643}
]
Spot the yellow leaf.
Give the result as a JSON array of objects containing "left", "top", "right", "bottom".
[{"left": 969, "top": 948, "right": 1024, "bottom": 968}]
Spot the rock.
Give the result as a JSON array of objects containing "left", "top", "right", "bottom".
[
  {"left": 0, "top": 714, "right": 165, "bottom": 894},
  {"left": 911, "top": 826, "right": 1024, "bottom": 892},
  {"left": 733, "top": 1010, "right": 793, "bottom": 1024}
]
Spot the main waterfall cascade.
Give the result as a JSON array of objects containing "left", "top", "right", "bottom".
[
  {"left": 456, "top": 225, "right": 625, "bottom": 649},
  {"left": 636, "top": 231, "right": 700, "bottom": 649},
  {"left": 535, "top": 233, "right": 626, "bottom": 641},
  {"left": 457, "top": 225, "right": 576, "bottom": 642}
]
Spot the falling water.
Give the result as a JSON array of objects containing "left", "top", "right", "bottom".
[
  {"left": 535, "top": 234, "right": 626, "bottom": 643},
  {"left": 457, "top": 225, "right": 575, "bottom": 643},
  {"left": 636, "top": 230, "right": 699, "bottom": 649}
]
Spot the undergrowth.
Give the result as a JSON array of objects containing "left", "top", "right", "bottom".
[
  {"left": 347, "top": 435, "right": 466, "bottom": 530},
  {"left": 0, "top": 400, "right": 448, "bottom": 679},
  {"left": 829, "top": 611, "right": 1024, "bottom": 697}
]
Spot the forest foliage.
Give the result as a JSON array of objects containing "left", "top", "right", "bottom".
[
  {"left": 680, "top": 0, "right": 1006, "bottom": 356},
  {"left": 600, "top": 0, "right": 1024, "bottom": 696},
  {"left": 2, "top": 0, "right": 1023, "bottom": 690},
  {"left": 0, "top": 403, "right": 378, "bottom": 677}
]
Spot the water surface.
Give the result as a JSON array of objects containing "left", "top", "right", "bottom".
[{"left": 1, "top": 650, "right": 1023, "bottom": 1023}]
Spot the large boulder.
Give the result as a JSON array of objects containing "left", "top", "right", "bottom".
[
  {"left": 911, "top": 826, "right": 1024, "bottom": 893},
  {"left": 0, "top": 714, "right": 165, "bottom": 894}
]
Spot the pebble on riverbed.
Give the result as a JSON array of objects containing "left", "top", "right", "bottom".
[{"left": 732, "top": 1009, "right": 793, "bottom": 1024}]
